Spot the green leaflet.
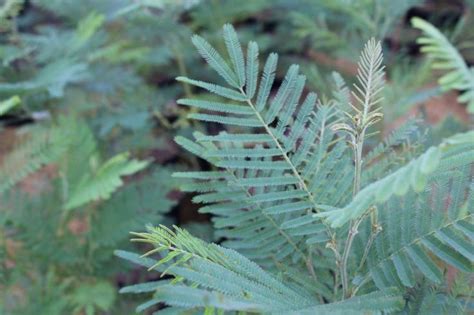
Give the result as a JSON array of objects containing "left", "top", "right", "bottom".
[
  {"left": 177, "top": 98, "right": 254, "bottom": 115},
  {"left": 153, "top": 285, "right": 263, "bottom": 311},
  {"left": 119, "top": 281, "right": 162, "bottom": 294},
  {"left": 421, "top": 236, "right": 471, "bottom": 272},
  {"left": 434, "top": 229, "right": 474, "bottom": 261},
  {"left": 195, "top": 133, "right": 273, "bottom": 143},
  {"left": 0, "top": 95, "right": 20, "bottom": 116},
  {"left": 265, "top": 201, "right": 313, "bottom": 214},
  {"left": 245, "top": 41, "right": 259, "bottom": 99},
  {"left": 215, "top": 160, "right": 291, "bottom": 170},
  {"left": 286, "top": 288, "right": 404, "bottom": 315},
  {"left": 114, "top": 250, "right": 157, "bottom": 269},
  {"left": 188, "top": 113, "right": 262, "bottom": 127},
  {"left": 391, "top": 252, "right": 415, "bottom": 287},
  {"left": 191, "top": 34, "right": 238, "bottom": 88},
  {"left": 205, "top": 147, "right": 283, "bottom": 158},
  {"left": 223, "top": 24, "right": 246, "bottom": 88},
  {"left": 64, "top": 152, "right": 149, "bottom": 210},
  {"left": 256, "top": 53, "right": 278, "bottom": 111},
  {"left": 281, "top": 214, "right": 319, "bottom": 229},
  {"left": 317, "top": 131, "right": 473, "bottom": 228},
  {"left": 176, "top": 77, "right": 247, "bottom": 101},
  {"left": 72, "top": 12, "right": 105, "bottom": 52},
  {"left": 405, "top": 245, "right": 443, "bottom": 283},
  {"left": 264, "top": 64, "right": 299, "bottom": 123}
]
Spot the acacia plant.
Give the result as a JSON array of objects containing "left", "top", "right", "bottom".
[{"left": 118, "top": 24, "right": 474, "bottom": 314}]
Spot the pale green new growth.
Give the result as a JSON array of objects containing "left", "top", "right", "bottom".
[
  {"left": 124, "top": 225, "right": 404, "bottom": 313},
  {"left": 64, "top": 152, "right": 149, "bottom": 210},
  {"left": 0, "top": 95, "right": 20, "bottom": 116}
]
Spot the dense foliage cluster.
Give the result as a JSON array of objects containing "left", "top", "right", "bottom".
[
  {"left": 120, "top": 23, "right": 473, "bottom": 314},
  {"left": 0, "top": 1, "right": 472, "bottom": 314}
]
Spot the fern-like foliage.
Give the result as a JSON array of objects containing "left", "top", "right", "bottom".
[
  {"left": 362, "top": 117, "right": 423, "bottom": 183},
  {"left": 119, "top": 24, "right": 474, "bottom": 314},
  {"left": 359, "top": 178, "right": 473, "bottom": 289},
  {"left": 174, "top": 23, "right": 351, "bottom": 270},
  {"left": 0, "top": 95, "right": 20, "bottom": 116},
  {"left": 91, "top": 168, "right": 177, "bottom": 250},
  {"left": 119, "top": 225, "right": 403, "bottom": 313},
  {"left": 0, "top": 117, "right": 149, "bottom": 204},
  {"left": 0, "top": 118, "right": 73, "bottom": 194},
  {"left": 0, "top": 58, "right": 89, "bottom": 97},
  {"left": 351, "top": 38, "right": 385, "bottom": 128},
  {"left": 412, "top": 17, "right": 474, "bottom": 113},
  {"left": 0, "top": 0, "right": 24, "bottom": 31},
  {"left": 1, "top": 116, "right": 166, "bottom": 315},
  {"left": 64, "top": 152, "right": 149, "bottom": 210},
  {"left": 317, "top": 131, "right": 474, "bottom": 227}
]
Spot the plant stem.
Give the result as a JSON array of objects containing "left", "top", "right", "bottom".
[
  {"left": 306, "top": 245, "right": 317, "bottom": 281},
  {"left": 358, "top": 219, "right": 382, "bottom": 271},
  {"left": 341, "top": 132, "right": 365, "bottom": 298},
  {"left": 340, "top": 215, "right": 364, "bottom": 298},
  {"left": 353, "top": 136, "right": 364, "bottom": 196},
  {"left": 350, "top": 274, "right": 371, "bottom": 297},
  {"left": 0, "top": 226, "right": 6, "bottom": 281},
  {"left": 174, "top": 45, "right": 192, "bottom": 98}
]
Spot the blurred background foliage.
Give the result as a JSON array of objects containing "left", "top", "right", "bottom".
[{"left": 0, "top": 0, "right": 472, "bottom": 314}]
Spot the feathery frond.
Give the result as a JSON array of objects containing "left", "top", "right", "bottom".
[
  {"left": 64, "top": 152, "right": 149, "bottom": 210},
  {"left": 317, "top": 131, "right": 474, "bottom": 227},
  {"left": 223, "top": 24, "right": 246, "bottom": 88},
  {"left": 352, "top": 38, "right": 385, "bottom": 126},
  {"left": 124, "top": 225, "right": 404, "bottom": 314},
  {"left": 118, "top": 23, "right": 473, "bottom": 314},
  {"left": 245, "top": 41, "right": 259, "bottom": 99},
  {"left": 175, "top": 24, "right": 348, "bottom": 269},
  {"left": 191, "top": 34, "right": 238, "bottom": 88},
  {"left": 128, "top": 225, "right": 315, "bottom": 312},
  {"left": 0, "top": 95, "right": 20, "bottom": 116},
  {"left": 0, "top": 117, "right": 74, "bottom": 194},
  {"left": 412, "top": 17, "right": 474, "bottom": 113},
  {"left": 359, "top": 174, "right": 473, "bottom": 289}
]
